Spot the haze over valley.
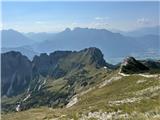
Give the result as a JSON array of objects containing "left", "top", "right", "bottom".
[{"left": 1, "top": 26, "right": 160, "bottom": 63}]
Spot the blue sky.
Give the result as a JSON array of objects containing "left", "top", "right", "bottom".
[{"left": 2, "top": 1, "right": 159, "bottom": 32}]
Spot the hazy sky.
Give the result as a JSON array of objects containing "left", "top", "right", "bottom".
[{"left": 2, "top": 1, "right": 159, "bottom": 32}]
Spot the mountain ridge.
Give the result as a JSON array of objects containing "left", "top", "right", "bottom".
[
  {"left": 2, "top": 47, "right": 160, "bottom": 120},
  {"left": 1, "top": 29, "right": 35, "bottom": 48},
  {"left": 2, "top": 47, "right": 109, "bottom": 97},
  {"left": 2, "top": 48, "right": 160, "bottom": 113}
]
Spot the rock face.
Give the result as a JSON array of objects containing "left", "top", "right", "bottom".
[
  {"left": 78, "top": 47, "right": 107, "bottom": 67},
  {"left": 2, "top": 47, "right": 109, "bottom": 97},
  {"left": 1, "top": 51, "right": 32, "bottom": 96},
  {"left": 120, "top": 57, "right": 149, "bottom": 74},
  {"left": 32, "top": 51, "right": 72, "bottom": 78}
]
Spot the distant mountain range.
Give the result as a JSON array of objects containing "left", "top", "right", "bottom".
[
  {"left": 33, "top": 27, "right": 159, "bottom": 59},
  {"left": 1, "top": 46, "right": 39, "bottom": 60},
  {"left": 1, "top": 29, "right": 35, "bottom": 48},
  {"left": 1, "top": 26, "right": 159, "bottom": 63},
  {"left": 121, "top": 26, "right": 160, "bottom": 37},
  {"left": 24, "top": 32, "right": 56, "bottom": 42}
]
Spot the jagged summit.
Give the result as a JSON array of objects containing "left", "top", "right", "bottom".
[
  {"left": 32, "top": 47, "right": 110, "bottom": 77},
  {"left": 121, "top": 56, "right": 136, "bottom": 66}
]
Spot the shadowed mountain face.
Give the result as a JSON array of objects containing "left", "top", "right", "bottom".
[
  {"left": 32, "top": 51, "right": 72, "bottom": 78},
  {"left": 1, "top": 51, "right": 32, "bottom": 96}
]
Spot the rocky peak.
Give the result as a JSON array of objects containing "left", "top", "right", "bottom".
[
  {"left": 80, "top": 47, "right": 107, "bottom": 67},
  {"left": 122, "top": 56, "right": 136, "bottom": 66},
  {"left": 120, "top": 57, "right": 149, "bottom": 74}
]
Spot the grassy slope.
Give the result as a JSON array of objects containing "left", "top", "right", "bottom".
[{"left": 2, "top": 70, "right": 160, "bottom": 120}]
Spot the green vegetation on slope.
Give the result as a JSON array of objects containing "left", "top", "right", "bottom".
[{"left": 2, "top": 70, "right": 160, "bottom": 120}]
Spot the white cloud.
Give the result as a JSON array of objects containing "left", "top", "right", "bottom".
[
  {"left": 70, "top": 22, "right": 78, "bottom": 27},
  {"left": 89, "top": 22, "right": 109, "bottom": 29},
  {"left": 137, "top": 18, "right": 150, "bottom": 24},
  {"left": 92, "top": 17, "right": 110, "bottom": 29},
  {"left": 95, "top": 17, "right": 104, "bottom": 20},
  {"left": 35, "top": 21, "right": 45, "bottom": 24},
  {"left": 95, "top": 17, "right": 110, "bottom": 21},
  {"left": 64, "top": 21, "right": 110, "bottom": 30}
]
